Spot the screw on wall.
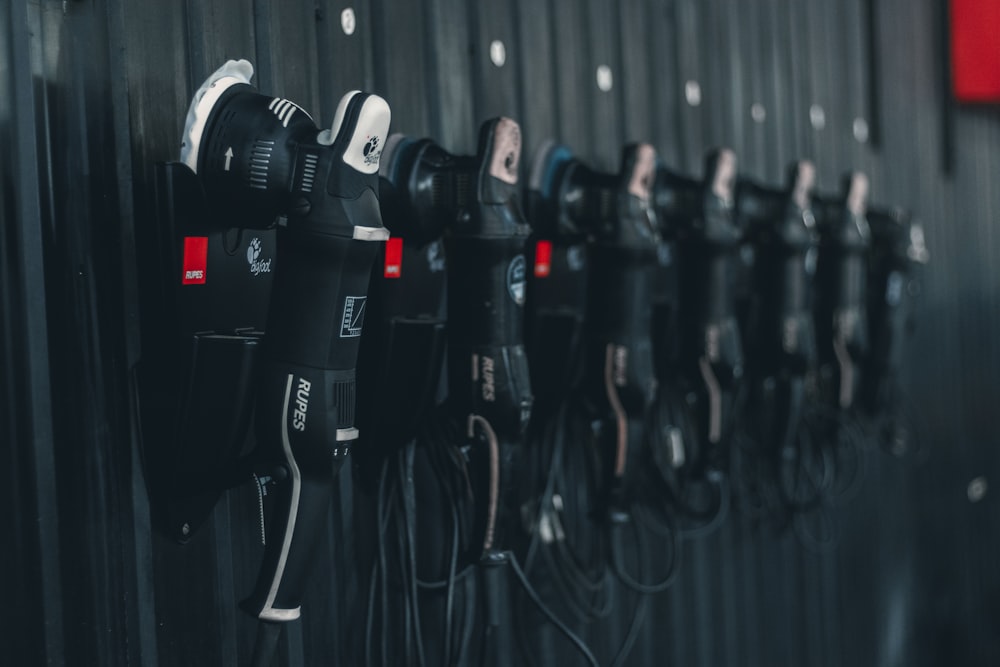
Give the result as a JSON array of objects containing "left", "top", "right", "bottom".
[
  {"left": 596, "top": 65, "right": 613, "bottom": 92},
  {"left": 490, "top": 40, "right": 507, "bottom": 68},
  {"left": 341, "top": 7, "right": 356, "bottom": 36},
  {"left": 684, "top": 80, "right": 701, "bottom": 107},
  {"left": 853, "top": 117, "right": 870, "bottom": 144},
  {"left": 809, "top": 104, "right": 826, "bottom": 130}
]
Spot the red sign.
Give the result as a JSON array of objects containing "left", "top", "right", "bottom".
[
  {"left": 383, "top": 237, "right": 403, "bottom": 279},
  {"left": 181, "top": 236, "right": 208, "bottom": 285},
  {"left": 951, "top": 0, "right": 1000, "bottom": 101},
  {"left": 533, "top": 240, "right": 552, "bottom": 278}
]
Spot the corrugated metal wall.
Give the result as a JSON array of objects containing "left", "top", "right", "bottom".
[{"left": 3, "top": 0, "right": 998, "bottom": 665}]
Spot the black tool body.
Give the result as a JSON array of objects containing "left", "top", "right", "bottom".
[
  {"left": 735, "top": 163, "right": 826, "bottom": 515},
  {"left": 656, "top": 150, "right": 743, "bottom": 473},
  {"left": 861, "top": 205, "right": 928, "bottom": 454},
  {"left": 533, "top": 144, "right": 661, "bottom": 507},
  {"left": 814, "top": 174, "right": 871, "bottom": 412},
  {"left": 181, "top": 63, "right": 391, "bottom": 621}
]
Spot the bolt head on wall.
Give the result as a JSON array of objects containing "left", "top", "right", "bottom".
[
  {"left": 341, "top": 8, "right": 356, "bottom": 36},
  {"left": 490, "top": 40, "right": 507, "bottom": 68}
]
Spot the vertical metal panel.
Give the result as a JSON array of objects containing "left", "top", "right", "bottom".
[
  {"left": 783, "top": 0, "right": 814, "bottom": 164},
  {"left": 185, "top": 0, "right": 257, "bottom": 86},
  {"left": 511, "top": 0, "right": 558, "bottom": 160},
  {"left": 755, "top": 0, "right": 788, "bottom": 180},
  {"left": 735, "top": 0, "right": 767, "bottom": 180},
  {"left": 257, "top": 0, "right": 321, "bottom": 115},
  {"left": 734, "top": 519, "right": 762, "bottom": 667},
  {"left": 369, "top": 0, "right": 433, "bottom": 136},
  {"left": 315, "top": 0, "right": 376, "bottom": 121},
  {"left": 689, "top": 531, "right": 723, "bottom": 667},
  {"left": 671, "top": 0, "right": 706, "bottom": 174},
  {"left": 694, "top": 0, "right": 729, "bottom": 154},
  {"left": 840, "top": 0, "right": 878, "bottom": 176},
  {"left": 617, "top": 0, "right": 655, "bottom": 145},
  {"left": 470, "top": 0, "right": 522, "bottom": 129},
  {"left": 549, "top": 0, "right": 594, "bottom": 159},
  {"left": 7, "top": 0, "right": 1000, "bottom": 665},
  {"left": 1, "top": 0, "right": 65, "bottom": 663},
  {"left": 580, "top": 0, "right": 625, "bottom": 168},
  {"left": 703, "top": 0, "right": 748, "bottom": 156},
  {"left": 422, "top": 0, "right": 475, "bottom": 150},
  {"left": 646, "top": 0, "right": 684, "bottom": 168},
  {"left": 105, "top": 0, "right": 159, "bottom": 660},
  {"left": 714, "top": 521, "right": 741, "bottom": 667}
]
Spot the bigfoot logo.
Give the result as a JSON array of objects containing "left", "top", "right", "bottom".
[{"left": 246, "top": 237, "right": 272, "bottom": 276}]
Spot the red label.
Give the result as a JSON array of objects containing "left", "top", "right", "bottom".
[
  {"left": 951, "top": 0, "right": 1000, "bottom": 101},
  {"left": 181, "top": 236, "right": 208, "bottom": 285},
  {"left": 533, "top": 240, "right": 552, "bottom": 278},
  {"left": 384, "top": 237, "right": 403, "bottom": 279}
]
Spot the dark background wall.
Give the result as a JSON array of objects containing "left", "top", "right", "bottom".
[{"left": 2, "top": 0, "right": 997, "bottom": 665}]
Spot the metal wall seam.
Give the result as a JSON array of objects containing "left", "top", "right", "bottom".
[{"left": 5, "top": 0, "right": 65, "bottom": 663}]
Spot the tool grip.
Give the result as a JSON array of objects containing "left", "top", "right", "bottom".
[
  {"left": 243, "top": 362, "right": 350, "bottom": 621},
  {"left": 244, "top": 230, "right": 379, "bottom": 620},
  {"left": 446, "top": 236, "right": 532, "bottom": 437}
]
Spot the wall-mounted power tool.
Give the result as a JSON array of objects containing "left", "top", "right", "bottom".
[
  {"left": 814, "top": 173, "right": 871, "bottom": 412},
  {"left": 138, "top": 59, "right": 390, "bottom": 663},
  {"left": 530, "top": 142, "right": 661, "bottom": 509},
  {"left": 352, "top": 133, "right": 455, "bottom": 481},
  {"left": 650, "top": 150, "right": 741, "bottom": 533},
  {"left": 862, "top": 204, "right": 929, "bottom": 456},
  {"left": 733, "top": 162, "right": 826, "bottom": 518},
  {"left": 366, "top": 118, "right": 540, "bottom": 667},
  {"left": 523, "top": 142, "right": 591, "bottom": 415},
  {"left": 137, "top": 59, "right": 287, "bottom": 545},
  {"left": 381, "top": 118, "right": 534, "bottom": 543},
  {"left": 656, "top": 150, "right": 743, "bottom": 455},
  {"left": 524, "top": 143, "right": 682, "bottom": 637}
]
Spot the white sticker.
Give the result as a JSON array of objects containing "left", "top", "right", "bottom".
[
  {"left": 340, "top": 296, "right": 367, "bottom": 337},
  {"left": 507, "top": 255, "right": 526, "bottom": 305},
  {"left": 337, "top": 94, "right": 391, "bottom": 174}
]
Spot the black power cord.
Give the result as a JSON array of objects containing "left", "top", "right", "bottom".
[
  {"left": 516, "top": 394, "right": 694, "bottom": 667},
  {"left": 645, "top": 390, "right": 731, "bottom": 538},
  {"left": 399, "top": 445, "right": 427, "bottom": 667},
  {"left": 522, "top": 402, "right": 610, "bottom": 605},
  {"left": 609, "top": 511, "right": 679, "bottom": 595},
  {"left": 507, "top": 552, "right": 600, "bottom": 667},
  {"left": 364, "top": 430, "right": 477, "bottom": 667},
  {"left": 362, "top": 403, "right": 605, "bottom": 667}
]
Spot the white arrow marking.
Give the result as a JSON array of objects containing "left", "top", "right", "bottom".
[{"left": 224, "top": 147, "right": 234, "bottom": 171}]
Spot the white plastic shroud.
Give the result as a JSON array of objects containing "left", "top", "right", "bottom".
[
  {"left": 318, "top": 91, "right": 391, "bottom": 176},
  {"left": 180, "top": 59, "right": 254, "bottom": 173}
]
